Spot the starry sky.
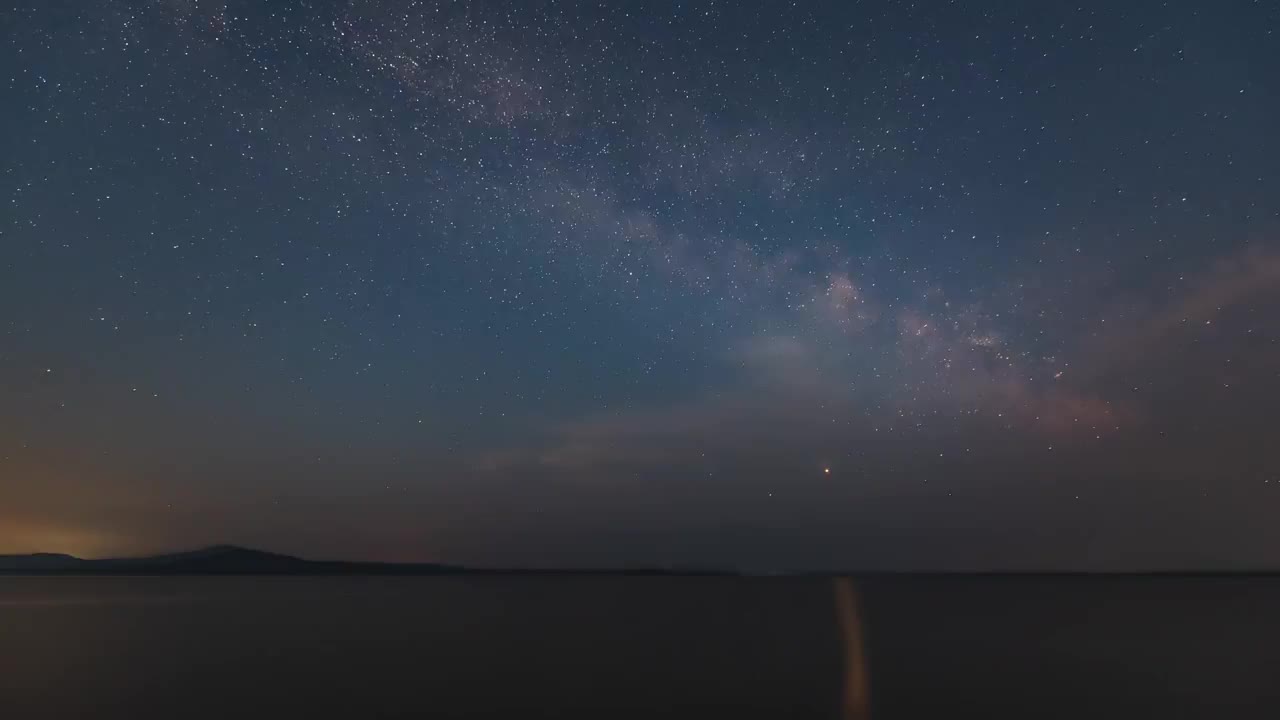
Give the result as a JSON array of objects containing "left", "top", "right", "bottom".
[{"left": 2, "top": 0, "right": 1278, "bottom": 570}]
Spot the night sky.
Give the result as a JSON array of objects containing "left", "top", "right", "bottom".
[{"left": 2, "top": 0, "right": 1278, "bottom": 570}]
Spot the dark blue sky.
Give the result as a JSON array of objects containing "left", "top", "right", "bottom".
[{"left": 3, "top": 0, "right": 1278, "bottom": 570}]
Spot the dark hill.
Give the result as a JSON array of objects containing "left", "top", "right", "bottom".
[
  {"left": 0, "top": 553, "right": 83, "bottom": 571},
  {"left": 0, "top": 546, "right": 734, "bottom": 576},
  {"left": 0, "top": 546, "right": 462, "bottom": 575},
  {"left": 89, "top": 546, "right": 319, "bottom": 574}
]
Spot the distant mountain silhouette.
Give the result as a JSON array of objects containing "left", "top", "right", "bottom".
[
  {"left": 0, "top": 552, "right": 82, "bottom": 571},
  {"left": 93, "top": 545, "right": 334, "bottom": 574},
  {"left": 2, "top": 549, "right": 1271, "bottom": 576},
  {"left": 0, "top": 546, "right": 462, "bottom": 575},
  {"left": 0, "top": 546, "right": 733, "bottom": 576}
]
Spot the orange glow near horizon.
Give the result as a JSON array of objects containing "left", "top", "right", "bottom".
[{"left": 0, "top": 519, "right": 123, "bottom": 559}]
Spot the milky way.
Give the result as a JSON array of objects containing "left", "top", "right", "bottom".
[{"left": 2, "top": 0, "right": 1278, "bottom": 570}]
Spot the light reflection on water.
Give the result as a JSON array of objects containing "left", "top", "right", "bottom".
[{"left": 833, "top": 578, "right": 871, "bottom": 720}]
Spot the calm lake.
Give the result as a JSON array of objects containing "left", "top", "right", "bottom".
[{"left": 1, "top": 576, "right": 1278, "bottom": 718}]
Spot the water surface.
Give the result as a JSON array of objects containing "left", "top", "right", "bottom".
[{"left": 1, "top": 576, "right": 1277, "bottom": 718}]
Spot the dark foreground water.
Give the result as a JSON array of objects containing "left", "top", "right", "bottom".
[{"left": 2, "top": 576, "right": 1278, "bottom": 719}]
